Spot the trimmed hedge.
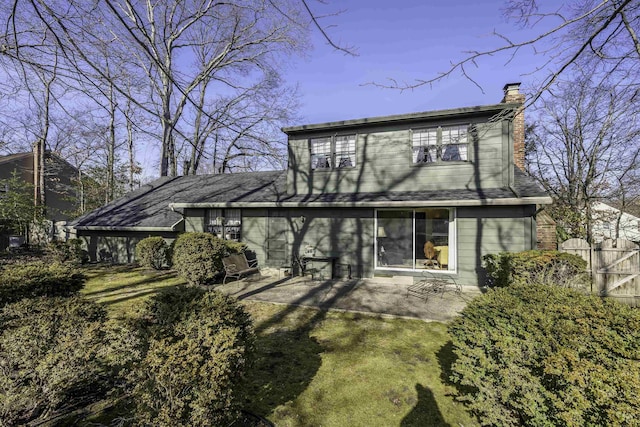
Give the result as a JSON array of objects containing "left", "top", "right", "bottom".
[
  {"left": 482, "top": 250, "right": 588, "bottom": 289},
  {"left": 0, "top": 262, "right": 85, "bottom": 306},
  {"left": 135, "top": 236, "right": 169, "bottom": 270},
  {"left": 130, "top": 286, "right": 254, "bottom": 426},
  {"left": 448, "top": 283, "right": 640, "bottom": 426},
  {"left": 171, "top": 233, "right": 246, "bottom": 285},
  {"left": 0, "top": 297, "right": 140, "bottom": 425}
]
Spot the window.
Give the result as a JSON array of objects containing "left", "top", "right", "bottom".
[
  {"left": 376, "top": 208, "right": 455, "bottom": 271},
  {"left": 413, "top": 124, "right": 469, "bottom": 163},
  {"left": 310, "top": 135, "right": 356, "bottom": 169},
  {"left": 206, "top": 208, "right": 241, "bottom": 241}
]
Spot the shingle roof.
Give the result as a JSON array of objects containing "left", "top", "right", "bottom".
[
  {"left": 71, "top": 171, "right": 287, "bottom": 229},
  {"left": 72, "top": 169, "right": 550, "bottom": 230},
  {"left": 0, "top": 152, "right": 31, "bottom": 164}
]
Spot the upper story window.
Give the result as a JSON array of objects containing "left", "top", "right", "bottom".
[
  {"left": 206, "top": 208, "right": 241, "bottom": 241},
  {"left": 412, "top": 124, "right": 469, "bottom": 163},
  {"left": 310, "top": 135, "right": 356, "bottom": 170}
]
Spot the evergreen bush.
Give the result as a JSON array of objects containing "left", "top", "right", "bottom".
[
  {"left": 0, "top": 297, "right": 140, "bottom": 425},
  {"left": 47, "top": 239, "right": 89, "bottom": 265},
  {"left": 130, "top": 286, "right": 254, "bottom": 426},
  {"left": 482, "top": 250, "right": 588, "bottom": 289},
  {"left": 0, "top": 261, "right": 85, "bottom": 306},
  {"left": 171, "top": 232, "right": 244, "bottom": 285},
  {"left": 448, "top": 283, "right": 640, "bottom": 426},
  {"left": 135, "top": 236, "right": 169, "bottom": 270}
]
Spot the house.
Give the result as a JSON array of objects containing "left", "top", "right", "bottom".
[
  {"left": 591, "top": 201, "right": 640, "bottom": 243},
  {"left": 71, "top": 83, "right": 552, "bottom": 287},
  {"left": 0, "top": 148, "right": 81, "bottom": 249}
]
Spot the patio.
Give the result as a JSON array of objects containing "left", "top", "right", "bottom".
[{"left": 216, "top": 268, "right": 481, "bottom": 322}]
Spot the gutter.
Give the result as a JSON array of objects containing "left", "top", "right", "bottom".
[
  {"left": 170, "top": 196, "right": 553, "bottom": 209},
  {"left": 74, "top": 226, "right": 175, "bottom": 232}
]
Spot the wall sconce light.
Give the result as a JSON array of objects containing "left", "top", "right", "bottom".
[{"left": 299, "top": 215, "right": 306, "bottom": 224}]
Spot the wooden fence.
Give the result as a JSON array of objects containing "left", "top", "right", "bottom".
[{"left": 560, "top": 238, "right": 640, "bottom": 303}]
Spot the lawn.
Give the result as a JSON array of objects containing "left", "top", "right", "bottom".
[{"left": 81, "top": 265, "right": 477, "bottom": 426}]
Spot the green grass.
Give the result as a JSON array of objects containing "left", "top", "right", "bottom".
[
  {"left": 80, "top": 265, "right": 477, "bottom": 426},
  {"left": 80, "top": 264, "right": 186, "bottom": 318}
]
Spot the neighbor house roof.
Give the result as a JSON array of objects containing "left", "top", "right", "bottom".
[
  {"left": 0, "top": 152, "right": 32, "bottom": 164},
  {"left": 72, "top": 169, "right": 551, "bottom": 231}
]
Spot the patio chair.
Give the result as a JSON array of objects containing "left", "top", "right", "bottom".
[{"left": 222, "top": 253, "right": 259, "bottom": 284}]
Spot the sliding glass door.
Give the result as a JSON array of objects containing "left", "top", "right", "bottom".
[{"left": 375, "top": 208, "right": 455, "bottom": 272}]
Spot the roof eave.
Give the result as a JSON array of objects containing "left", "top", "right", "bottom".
[
  {"left": 170, "top": 196, "right": 552, "bottom": 209},
  {"left": 75, "top": 226, "right": 176, "bottom": 232},
  {"left": 282, "top": 103, "right": 521, "bottom": 135}
]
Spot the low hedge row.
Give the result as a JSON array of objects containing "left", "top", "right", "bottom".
[
  {"left": 0, "top": 285, "right": 254, "bottom": 426},
  {"left": 482, "top": 250, "right": 589, "bottom": 289},
  {"left": 47, "top": 239, "right": 89, "bottom": 265},
  {"left": 0, "top": 262, "right": 85, "bottom": 306},
  {"left": 449, "top": 283, "right": 640, "bottom": 426},
  {"left": 0, "top": 297, "right": 138, "bottom": 425}
]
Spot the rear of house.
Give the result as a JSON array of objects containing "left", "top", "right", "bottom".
[{"left": 73, "top": 83, "right": 551, "bottom": 287}]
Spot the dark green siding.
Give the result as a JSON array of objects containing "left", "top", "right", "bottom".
[
  {"left": 77, "top": 231, "right": 177, "bottom": 264},
  {"left": 287, "top": 120, "right": 510, "bottom": 196},
  {"left": 183, "top": 205, "right": 537, "bottom": 286},
  {"left": 456, "top": 206, "right": 536, "bottom": 285}
]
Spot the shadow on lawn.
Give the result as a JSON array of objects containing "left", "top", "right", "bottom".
[
  {"left": 401, "top": 384, "right": 449, "bottom": 427},
  {"left": 82, "top": 268, "right": 179, "bottom": 297},
  {"left": 240, "top": 278, "right": 359, "bottom": 419}
]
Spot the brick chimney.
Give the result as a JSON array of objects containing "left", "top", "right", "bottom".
[{"left": 502, "top": 82, "right": 525, "bottom": 171}]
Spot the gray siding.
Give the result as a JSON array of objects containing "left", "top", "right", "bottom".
[
  {"left": 77, "top": 231, "right": 177, "bottom": 264},
  {"left": 456, "top": 206, "right": 536, "bottom": 286},
  {"left": 184, "top": 208, "right": 206, "bottom": 232},
  {"left": 183, "top": 205, "right": 537, "bottom": 286},
  {"left": 187, "top": 207, "right": 375, "bottom": 279},
  {"left": 287, "top": 119, "right": 510, "bottom": 196}
]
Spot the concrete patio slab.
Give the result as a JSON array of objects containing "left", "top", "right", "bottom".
[{"left": 216, "top": 268, "right": 482, "bottom": 322}]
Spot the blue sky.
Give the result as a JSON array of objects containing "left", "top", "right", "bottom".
[{"left": 284, "top": 0, "right": 548, "bottom": 125}]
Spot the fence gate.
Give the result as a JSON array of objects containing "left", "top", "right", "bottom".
[
  {"left": 560, "top": 238, "right": 640, "bottom": 299},
  {"left": 594, "top": 239, "right": 640, "bottom": 297}
]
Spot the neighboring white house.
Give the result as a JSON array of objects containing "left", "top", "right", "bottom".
[{"left": 591, "top": 201, "right": 640, "bottom": 243}]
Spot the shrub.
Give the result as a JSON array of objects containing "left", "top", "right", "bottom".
[
  {"left": 482, "top": 250, "right": 588, "bottom": 289},
  {"left": 171, "top": 233, "right": 245, "bottom": 285},
  {"left": 0, "top": 297, "right": 140, "bottom": 425},
  {"left": 135, "top": 236, "right": 169, "bottom": 270},
  {"left": 47, "top": 239, "right": 89, "bottom": 265},
  {"left": 0, "top": 261, "right": 85, "bottom": 306},
  {"left": 448, "top": 283, "right": 640, "bottom": 426},
  {"left": 130, "top": 286, "right": 254, "bottom": 426}
]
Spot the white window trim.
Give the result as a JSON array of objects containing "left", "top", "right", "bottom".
[
  {"left": 310, "top": 134, "right": 357, "bottom": 170},
  {"left": 206, "top": 208, "right": 242, "bottom": 241},
  {"left": 411, "top": 124, "right": 470, "bottom": 163},
  {"left": 374, "top": 208, "right": 457, "bottom": 273}
]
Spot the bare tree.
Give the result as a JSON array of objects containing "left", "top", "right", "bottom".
[
  {"left": 180, "top": 70, "right": 299, "bottom": 174},
  {"left": 373, "top": 0, "right": 640, "bottom": 104},
  {"left": 3, "top": 0, "right": 311, "bottom": 177},
  {"left": 527, "top": 69, "right": 640, "bottom": 241}
]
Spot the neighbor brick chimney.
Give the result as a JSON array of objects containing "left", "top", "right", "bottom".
[{"left": 502, "top": 83, "right": 525, "bottom": 171}]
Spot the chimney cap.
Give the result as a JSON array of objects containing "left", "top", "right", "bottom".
[{"left": 503, "top": 82, "right": 521, "bottom": 94}]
